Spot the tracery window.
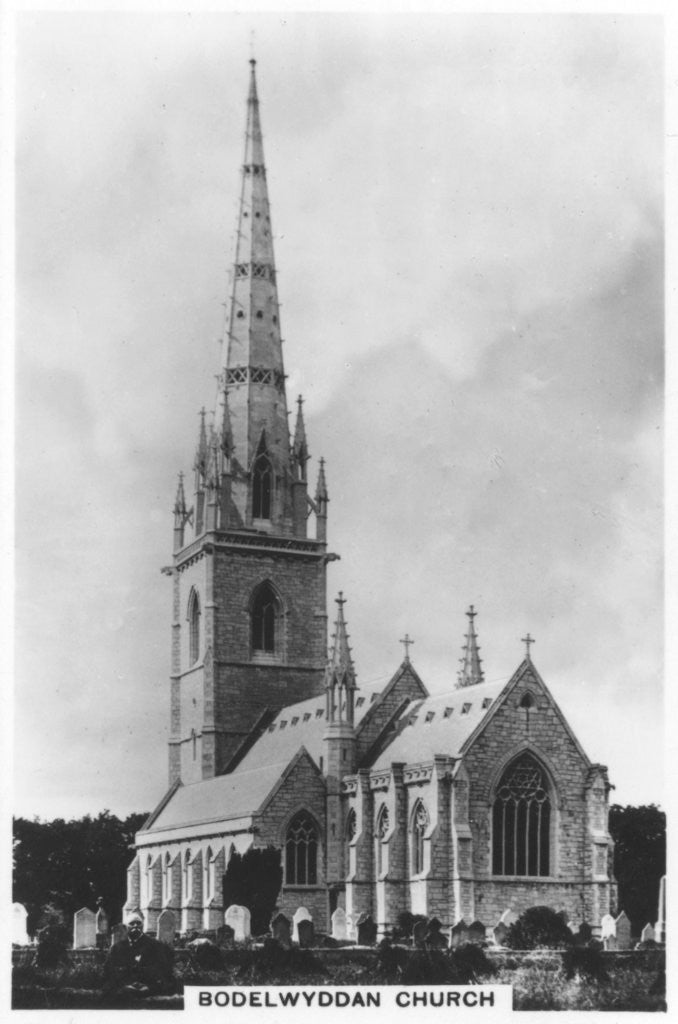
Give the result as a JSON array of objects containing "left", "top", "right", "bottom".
[
  {"left": 492, "top": 753, "right": 551, "bottom": 876},
  {"left": 375, "top": 805, "right": 389, "bottom": 876},
  {"left": 285, "top": 812, "right": 318, "bottom": 885},
  {"left": 251, "top": 582, "right": 279, "bottom": 654},
  {"left": 411, "top": 801, "right": 428, "bottom": 875},
  {"left": 188, "top": 590, "right": 200, "bottom": 665}
]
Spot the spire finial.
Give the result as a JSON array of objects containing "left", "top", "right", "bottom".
[
  {"left": 400, "top": 633, "right": 414, "bottom": 662},
  {"left": 456, "top": 604, "right": 484, "bottom": 688},
  {"left": 521, "top": 633, "right": 535, "bottom": 661}
]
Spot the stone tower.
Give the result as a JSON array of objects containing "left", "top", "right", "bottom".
[{"left": 167, "top": 60, "right": 333, "bottom": 785}]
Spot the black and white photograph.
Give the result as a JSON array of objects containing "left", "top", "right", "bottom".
[{"left": 6, "top": 8, "right": 667, "bottom": 1016}]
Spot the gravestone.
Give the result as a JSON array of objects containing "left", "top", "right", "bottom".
[
  {"left": 216, "top": 924, "right": 235, "bottom": 947},
  {"left": 425, "top": 918, "right": 448, "bottom": 949},
  {"left": 345, "top": 912, "right": 358, "bottom": 942},
  {"left": 157, "top": 908, "right": 177, "bottom": 946},
  {"left": 449, "top": 919, "right": 469, "bottom": 948},
  {"left": 73, "top": 907, "right": 97, "bottom": 949},
  {"left": 292, "top": 906, "right": 312, "bottom": 944},
  {"left": 468, "top": 920, "right": 486, "bottom": 945},
  {"left": 575, "top": 922, "right": 592, "bottom": 945},
  {"left": 412, "top": 920, "right": 427, "bottom": 948},
  {"left": 12, "top": 904, "right": 29, "bottom": 946},
  {"left": 356, "top": 913, "right": 377, "bottom": 946},
  {"left": 615, "top": 911, "right": 632, "bottom": 950},
  {"left": 641, "top": 923, "right": 655, "bottom": 943},
  {"left": 657, "top": 875, "right": 666, "bottom": 943},
  {"left": 499, "top": 908, "right": 517, "bottom": 928},
  {"left": 492, "top": 922, "right": 508, "bottom": 947},
  {"left": 111, "top": 924, "right": 127, "bottom": 946},
  {"left": 270, "top": 913, "right": 292, "bottom": 949},
  {"left": 224, "top": 904, "right": 251, "bottom": 942},
  {"left": 95, "top": 897, "right": 109, "bottom": 950},
  {"left": 600, "top": 914, "right": 615, "bottom": 939},
  {"left": 331, "top": 908, "right": 347, "bottom": 941},
  {"left": 297, "top": 918, "right": 315, "bottom": 948}
]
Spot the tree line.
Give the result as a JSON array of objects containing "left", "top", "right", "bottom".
[{"left": 13, "top": 803, "right": 665, "bottom": 938}]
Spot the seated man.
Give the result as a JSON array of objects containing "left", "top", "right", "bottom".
[{"left": 103, "top": 913, "right": 174, "bottom": 1001}]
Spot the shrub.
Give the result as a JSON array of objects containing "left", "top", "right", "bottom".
[
  {"left": 562, "top": 945, "right": 608, "bottom": 982},
  {"left": 505, "top": 906, "right": 574, "bottom": 950},
  {"left": 448, "top": 943, "right": 495, "bottom": 984}
]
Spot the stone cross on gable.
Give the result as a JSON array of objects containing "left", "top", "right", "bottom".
[
  {"left": 400, "top": 634, "right": 414, "bottom": 661},
  {"left": 521, "top": 633, "right": 535, "bottom": 660}
]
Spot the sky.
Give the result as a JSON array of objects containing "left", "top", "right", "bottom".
[{"left": 12, "top": 12, "right": 664, "bottom": 820}]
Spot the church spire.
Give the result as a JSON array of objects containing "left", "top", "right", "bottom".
[
  {"left": 325, "top": 592, "right": 357, "bottom": 726},
  {"left": 457, "top": 605, "right": 484, "bottom": 688},
  {"left": 292, "top": 395, "right": 309, "bottom": 481}
]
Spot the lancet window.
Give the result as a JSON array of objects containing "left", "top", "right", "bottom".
[
  {"left": 492, "top": 753, "right": 551, "bottom": 877},
  {"left": 285, "top": 811, "right": 318, "bottom": 885}
]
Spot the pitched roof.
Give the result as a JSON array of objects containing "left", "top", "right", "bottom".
[
  {"left": 235, "top": 675, "right": 384, "bottom": 773},
  {"left": 142, "top": 761, "right": 288, "bottom": 834},
  {"left": 370, "top": 676, "right": 509, "bottom": 769}
]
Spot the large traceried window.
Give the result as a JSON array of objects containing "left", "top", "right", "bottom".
[
  {"left": 188, "top": 590, "right": 200, "bottom": 665},
  {"left": 492, "top": 753, "right": 551, "bottom": 877},
  {"left": 251, "top": 582, "right": 280, "bottom": 655},
  {"left": 411, "top": 801, "right": 428, "bottom": 875},
  {"left": 285, "top": 811, "right": 318, "bottom": 885}
]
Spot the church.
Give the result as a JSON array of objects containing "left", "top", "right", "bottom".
[{"left": 124, "top": 60, "right": 616, "bottom": 936}]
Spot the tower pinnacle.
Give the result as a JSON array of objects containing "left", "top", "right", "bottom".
[{"left": 457, "top": 605, "right": 484, "bottom": 688}]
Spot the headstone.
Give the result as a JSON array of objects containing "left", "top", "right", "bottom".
[
  {"left": 270, "top": 913, "right": 292, "bottom": 949},
  {"left": 224, "top": 904, "right": 251, "bottom": 942},
  {"left": 492, "top": 922, "right": 508, "bottom": 947},
  {"left": 345, "top": 912, "right": 358, "bottom": 941},
  {"left": 615, "top": 911, "right": 632, "bottom": 950},
  {"left": 292, "top": 906, "right": 312, "bottom": 943},
  {"left": 111, "top": 924, "right": 127, "bottom": 946},
  {"left": 95, "top": 898, "right": 109, "bottom": 950},
  {"left": 657, "top": 876, "right": 666, "bottom": 943},
  {"left": 425, "top": 918, "right": 448, "bottom": 949},
  {"left": 499, "top": 908, "right": 517, "bottom": 928},
  {"left": 73, "top": 907, "right": 97, "bottom": 949},
  {"left": 603, "top": 934, "right": 617, "bottom": 951},
  {"left": 12, "top": 904, "right": 29, "bottom": 946},
  {"left": 331, "top": 908, "right": 347, "bottom": 941},
  {"left": 356, "top": 912, "right": 377, "bottom": 946},
  {"left": 468, "top": 920, "right": 486, "bottom": 945},
  {"left": 600, "top": 914, "right": 615, "bottom": 939},
  {"left": 297, "top": 918, "right": 315, "bottom": 948},
  {"left": 412, "top": 920, "right": 427, "bottom": 948},
  {"left": 641, "top": 923, "right": 655, "bottom": 943},
  {"left": 575, "top": 922, "right": 592, "bottom": 945},
  {"left": 216, "top": 924, "right": 235, "bottom": 947},
  {"left": 157, "top": 908, "right": 177, "bottom": 946},
  {"left": 449, "top": 919, "right": 469, "bottom": 948}
]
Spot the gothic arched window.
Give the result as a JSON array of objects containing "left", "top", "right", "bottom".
[
  {"left": 285, "top": 811, "right": 318, "bottom": 885},
  {"left": 188, "top": 590, "right": 200, "bottom": 665},
  {"left": 375, "top": 805, "right": 389, "bottom": 876},
  {"left": 346, "top": 808, "right": 357, "bottom": 843},
  {"left": 411, "top": 801, "right": 428, "bottom": 875},
  {"left": 252, "top": 452, "right": 272, "bottom": 520},
  {"left": 492, "top": 753, "right": 551, "bottom": 877},
  {"left": 251, "top": 582, "right": 280, "bottom": 655},
  {"left": 163, "top": 853, "right": 172, "bottom": 904}
]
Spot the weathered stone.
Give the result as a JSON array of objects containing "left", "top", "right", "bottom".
[
  {"left": 330, "top": 908, "right": 347, "bottom": 941},
  {"left": 216, "top": 924, "right": 235, "bottom": 947},
  {"left": 425, "top": 918, "right": 448, "bottom": 949},
  {"left": 292, "top": 906, "right": 312, "bottom": 943},
  {"left": 224, "top": 904, "right": 251, "bottom": 942},
  {"left": 600, "top": 913, "right": 615, "bottom": 939},
  {"left": 356, "top": 913, "right": 377, "bottom": 946},
  {"left": 492, "top": 922, "right": 508, "bottom": 946},
  {"left": 12, "top": 904, "right": 29, "bottom": 946},
  {"left": 615, "top": 911, "right": 632, "bottom": 950},
  {"left": 449, "top": 919, "right": 469, "bottom": 948},
  {"left": 499, "top": 909, "right": 517, "bottom": 928},
  {"left": 157, "top": 908, "right": 177, "bottom": 946},
  {"left": 412, "top": 920, "right": 427, "bottom": 948},
  {"left": 73, "top": 908, "right": 97, "bottom": 949},
  {"left": 468, "top": 920, "right": 486, "bottom": 945},
  {"left": 641, "top": 923, "right": 655, "bottom": 943},
  {"left": 271, "top": 913, "right": 292, "bottom": 949},
  {"left": 297, "top": 918, "right": 315, "bottom": 948},
  {"left": 111, "top": 924, "right": 127, "bottom": 946}
]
